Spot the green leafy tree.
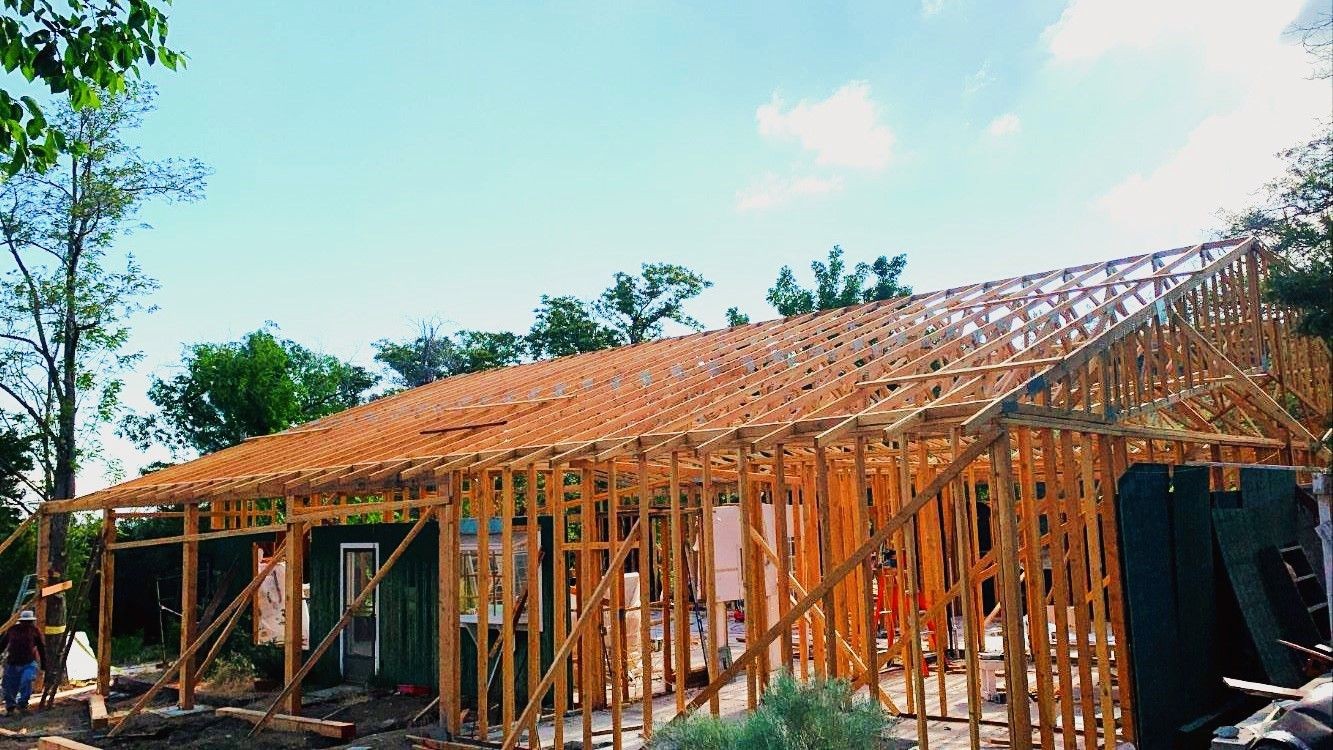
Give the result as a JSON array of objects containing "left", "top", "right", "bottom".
[
  {"left": 454, "top": 330, "right": 525, "bottom": 372},
  {"left": 725, "top": 307, "right": 750, "bottom": 327},
  {"left": 527, "top": 294, "right": 621, "bottom": 358},
  {"left": 767, "top": 246, "right": 912, "bottom": 316},
  {"left": 0, "top": 0, "right": 184, "bottom": 174},
  {"left": 0, "top": 83, "right": 205, "bottom": 665},
  {"left": 1222, "top": 129, "right": 1331, "bottom": 347},
  {"left": 595, "top": 263, "right": 712, "bottom": 344},
  {"left": 123, "top": 327, "right": 376, "bottom": 457},
  {"left": 0, "top": 425, "right": 35, "bottom": 517},
  {"left": 373, "top": 319, "right": 454, "bottom": 389}
]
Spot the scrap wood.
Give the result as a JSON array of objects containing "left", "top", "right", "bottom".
[
  {"left": 39, "top": 580, "right": 74, "bottom": 598},
  {"left": 1222, "top": 676, "right": 1307, "bottom": 701},
  {"left": 1277, "top": 639, "right": 1333, "bottom": 665},
  {"left": 37, "top": 737, "right": 102, "bottom": 750},
  {"left": 89, "top": 694, "right": 108, "bottom": 730},
  {"left": 216, "top": 706, "right": 355, "bottom": 740}
]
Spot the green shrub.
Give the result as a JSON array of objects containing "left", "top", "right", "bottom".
[
  {"left": 649, "top": 672, "right": 891, "bottom": 750},
  {"left": 205, "top": 650, "right": 255, "bottom": 692}
]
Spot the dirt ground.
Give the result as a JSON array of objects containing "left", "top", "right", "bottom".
[{"left": 0, "top": 675, "right": 434, "bottom": 750}]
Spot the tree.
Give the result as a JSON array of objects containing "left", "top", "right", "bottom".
[
  {"left": 454, "top": 330, "right": 525, "bottom": 372},
  {"left": 0, "top": 425, "right": 35, "bottom": 518},
  {"left": 527, "top": 294, "right": 621, "bottom": 358},
  {"left": 724, "top": 307, "right": 750, "bottom": 327},
  {"left": 0, "top": 83, "right": 206, "bottom": 667},
  {"left": 594, "top": 263, "right": 712, "bottom": 344},
  {"left": 767, "top": 246, "right": 912, "bottom": 316},
  {"left": 0, "top": 0, "right": 184, "bottom": 174},
  {"left": 123, "top": 327, "right": 376, "bottom": 457},
  {"left": 373, "top": 319, "right": 454, "bottom": 389},
  {"left": 1222, "top": 129, "right": 1332, "bottom": 349}
]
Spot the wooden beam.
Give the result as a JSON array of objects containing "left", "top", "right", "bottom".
[
  {"left": 38, "top": 737, "right": 102, "bottom": 750},
  {"left": 96, "top": 510, "right": 115, "bottom": 695},
  {"left": 217, "top": 707, "right": 356, "bottom": 740},
  {"left": 179, "top": 504, "right": 200, "bottom": 710},
  {"left": 281, "top": 517, "right": 305, "bottom": 714}
]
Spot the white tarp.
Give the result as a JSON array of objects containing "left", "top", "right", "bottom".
[
  {"left": 64, "top": 631, "right": 97, "bottom": 682},
  {"left": 254, "top": 552, "right": 309, "bottom": 648}
]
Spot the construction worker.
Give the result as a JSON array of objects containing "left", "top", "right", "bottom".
[{"left": 0, "top": 611, "right": 46, "bottom": 716}]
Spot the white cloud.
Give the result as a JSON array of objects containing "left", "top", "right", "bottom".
[
  {"left": 756, "top": 81, "right": 895, "bottom": 171},
  {"left": 1044, "top": 0, "right": 1325, "bottom": 243},
  {"left": 964, "top": 61, "right": 993, "bottom": 96},
  {"left": 735, "top": 173, "right": 844, "bottom": 212},
  {"left": 985, "top": 112, "right": 1021, "bottom": 137},
  {"left": 921, "top": 0, "right": 948, "bottom": 18}
]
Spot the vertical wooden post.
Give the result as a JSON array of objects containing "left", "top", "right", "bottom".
[
  {"left": 853, "top": 437, "right": 878, "bottom": 703},
  {"left": 552, "top": 467, "right": 569, "bottom": 750},
  {"left": 500, "top": 468, "right": 516, "bottom": 733},
  {"left": 180, "top": 503, "right": 200, "bottom": 709},
  {"left": 636, "top": 454, "right": 653, "bottom": 739},
  {"left": 1015, "top": 429, "right": 1055, "bottom": 750},
  {"left": 607, "top": 462, "right": 625, "bottom": 750},
  {"left": 737, "top": 449, "right": 760, "bottom": 707},
  {"left": 814, "top": 445, "right": 837, "bottom": 677},
  {"left": 282, "top": 517, "right": 305, "bottom": 715},
  {"left": 669, "top": 451, "right": 687, "bottom": 716},
  {"left": 477, "top": 473, "right": 492, "bottom": 738},
  {"left": 772, "top": 446, "right": 793, "bottom": 672},
  {"left": 525, "top": 465, "right": 541, "bottom": 747},
  {"left": 950, "top": 430, "right": 981, "bottom": 750},
  {"left": 699, "top": 453, "right": 721, "bottom": 714},
  {"left": 899, "top": 438, "right": 929, "bottom": 750},
  {"left": 991, "top": 430, "right": 1033, "bottom": 749},
  {"left": 439, "top": 475, "right": 460, "bottom": 735},
  {"left": 97, "top": 509, "right": 116, "bottom": 696},
  {"left": 579, "top": 465, "right": 595, "bottom": 750}
]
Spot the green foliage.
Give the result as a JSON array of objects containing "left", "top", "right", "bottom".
[
  {"left": 122, "top": 326, "right": 377, "bottom": 457},
  {"left": 375, "top": 321, "right": 529, "bottom": 389},
  {"left": 205, "top": 650, "right": 255, "bottom": 692},
  {"left": 651, "top": 713, "right": 741, "bottom": 750},
  {"left": 0, "top": 425, "right": 35, "bottom": 513},
  {"left": 109, "top": 631, "right": 158, "bottom": 666},
  {"left": 768, "top": 247, "right": 911, "bottom": 317},
  {"left": 0, "top": 83, "right": 207, "bottom": 502},
  {"left": 454, "top": 329, "right": 525, "bottom": 372},
  {"left": 1222, "top": 128, "right": 1333, "bottom": 349},
  {"left": 373, "top": 320, "right": 454, "bottom": 388},
  {"left": 595, "top": 263, "right": 713, "bottom": 344},
  {"left": 0, "top": 1, "right": 184, "bottom": 174},
  {"left": 650, "top": 673, "right": 892, "bottom": 750},
  {"left": 725, "top": 307, "right": 751, "bottom": 327},
  {"left": 527, "top": 294, "right": 622, "bottom": 358}
]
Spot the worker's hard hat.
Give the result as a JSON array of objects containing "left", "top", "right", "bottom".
[{"left": 17, "top": 610, "right": 35, "bottom": 622}]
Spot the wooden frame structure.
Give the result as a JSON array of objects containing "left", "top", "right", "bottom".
[{"left": 42, "top": 237, "right": 1330, "bottom": 748}]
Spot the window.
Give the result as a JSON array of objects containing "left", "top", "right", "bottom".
[{"left": 458, "top": 534, "right": 539, "bottom": 628}]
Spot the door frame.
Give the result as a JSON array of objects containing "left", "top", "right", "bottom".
[{"left": 338, "top": 541, "right": 380, "bottom": 678}]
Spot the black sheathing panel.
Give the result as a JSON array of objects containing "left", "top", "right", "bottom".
[
  {"left": 1239, "top": 467, "right": 1295, "bottom": 507},
  {"left": 1115, "top": 463, "right": 1177, "bottom": 750},
  {"left": 1171, "top": 465, "right": 1217, "bottom": 721}
]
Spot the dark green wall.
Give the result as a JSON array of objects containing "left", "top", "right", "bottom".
[{"left": 306, "top": 519, "right": 556, "bottom": 712}]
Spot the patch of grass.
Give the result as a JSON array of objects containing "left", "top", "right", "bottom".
[
  {"left": 204, "top": 651, "right": 255, "bottom": 694},
  {"left": 649, "top": 672, "right": 893, "bottom": 750}
]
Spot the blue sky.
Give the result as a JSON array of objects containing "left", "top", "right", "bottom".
[{"left": 86, "top": 0, "right": 1328, "bottom": 485}]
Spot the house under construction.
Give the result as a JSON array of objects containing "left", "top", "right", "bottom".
[{"left": 26, "top": 236, "right": 1332, "bottom": 749}]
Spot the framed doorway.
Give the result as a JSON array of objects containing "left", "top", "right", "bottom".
[{"left": 339, "top": 542, "right": 379, "bottom": 683}]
